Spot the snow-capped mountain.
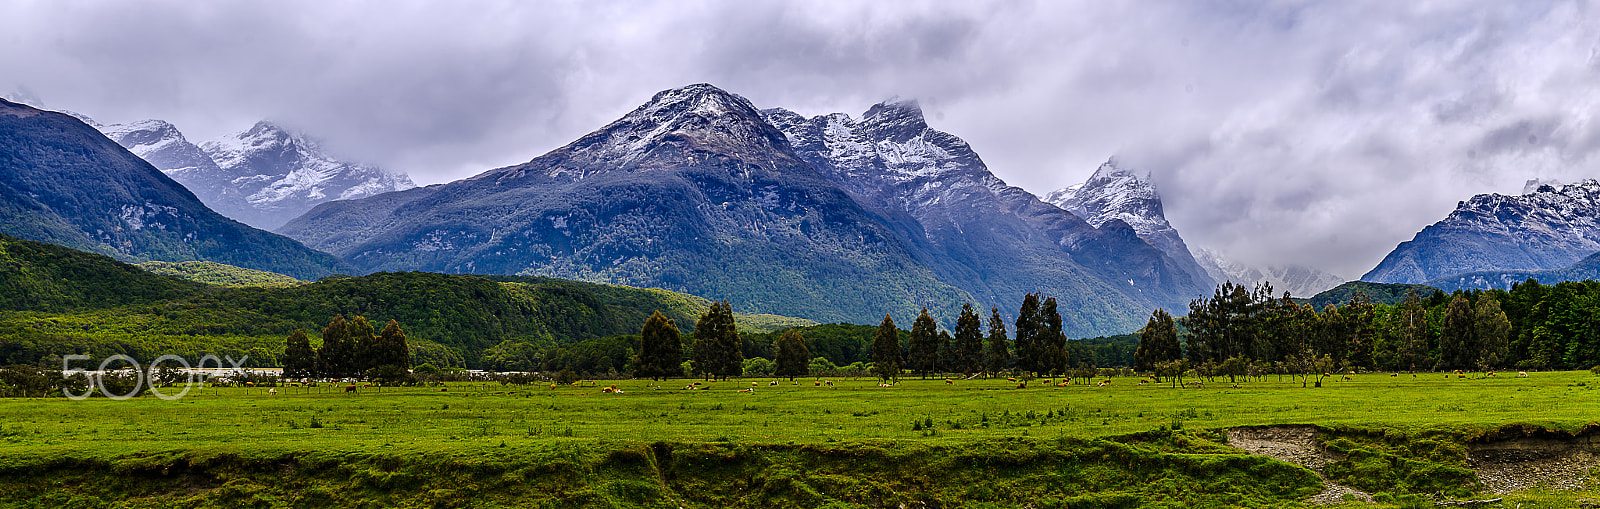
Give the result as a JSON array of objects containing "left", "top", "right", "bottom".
[
  {"left": 764, "top": 99, "right": 1211, "bottom": 327},
  {"left": 89, "top": 119, "right": 415, "bottom": 230},
  {"left": 1363, "top": 179, "right": 1600, "bottom": 284},
  {"left": 1192, "top": 248, "right": 1346, "bottom": 298},
  {"left": 282, "top": 84, "right": 1209, "bottom": 334},
  {"left": 0, "top": 98, "right": 350, "bottom": 279},
  {"left": 197, "top": 122, "right": 415, "bottom": 230},
  {"left": 1040, "top": 159, "right": 1212, "bottom": 288}
]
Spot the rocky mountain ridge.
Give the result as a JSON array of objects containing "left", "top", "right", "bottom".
[{"left": 1363, "top": 179, "right": 1600, "bottom": 284}]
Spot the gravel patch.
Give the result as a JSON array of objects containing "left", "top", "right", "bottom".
[
  {"left": 1229, "top": 426, "right": 1372, "bottom": 505},
  {"left": 1473, "top": 447, "right": 1597, "bottom": 494}
]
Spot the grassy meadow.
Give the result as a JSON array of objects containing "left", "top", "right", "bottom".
[{"left": 2, "top": 371, "right": 1600, "bottom": 507}]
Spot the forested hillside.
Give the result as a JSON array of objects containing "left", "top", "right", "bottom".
[{"left": 0, "top": 235, "right": 811, "bottom": 368}]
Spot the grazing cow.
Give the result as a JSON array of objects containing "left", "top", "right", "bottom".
[
  {"left": 441, "top": 388, "right": 448, "bottom": 392},
  {"left": 945, "top": 379, "right": 954, "bottom": 384},
  {"left": 1519, "top": 371, "right": 1529, "bottom": 377},
  {"left": 770, "top": 380, "right": 779, "bottom": 386},
  {"left": 344, "top": 385, "right": 358, "bottom": 394},
  {"left": 751, "top": 381, "right": 759, "bottom": 387},
  {"left": 268, "top": 388, "right": 277, "bottom": 395},
  {"left": 814, "top": 380, "right": 822, "bottom": 386},
  {"left": 1390, "top": 373, "right": 1398, "bottom": 377},
  {"left": 824, "top": 380, "right": 834, "bottom": 387},
  {"left": 1015, "top": 382, "right": 1027, "bottom": 389}
]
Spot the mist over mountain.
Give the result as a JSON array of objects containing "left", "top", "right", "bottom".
[
  {"left": 1040, "top": 159, "right": 1211, "bottom": 289},
  {"left": 0, "top": 98, "right": 350, "bottom": 280},
  {"left": 88, "top": 118, "right": 415, "bottom": 230},
  {"left": 1192, "top": 248, "right": 1347, "bottom": 298},
  {"left": 1363, "top": 180, "right": 1600, "bottom": 284},
  {"left": 283, "top": 84, "right": 1210, "bottom": 333}
]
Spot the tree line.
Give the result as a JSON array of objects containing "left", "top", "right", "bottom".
[
  {"left": 628, "top": 293, "right": 1096, "bottom": 381},
  {"left": 1134, "top": 279, "right": 1600, "bottom": 379},
  {"left": 281, "top": 315, "right": 412, "bottom": 382}
]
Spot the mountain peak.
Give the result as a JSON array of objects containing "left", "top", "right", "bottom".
[{"left": 504, "top": 83, "right": 803, "bottom": 181}]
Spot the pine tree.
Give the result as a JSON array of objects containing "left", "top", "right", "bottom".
[
  {"left": 1135, "top": 309, "right": 1180, "bottom": 371},
  {"left": 907, "top": 308, "right": 940, "bottom": 378},
  {"left": 634, "top": 311, "right": 683, "bottom": 380},
  {"left": 1475, "top": 294, "right": 1510, "bottom": 371},
  {"left": 282, "top": 329, "right": 316, "bottom": 379},
  {"left": 1439, "top": 294, "right": 1477, "bottom": 371},
  {"left": 1014, "top": 293, "right": 1043, "bottom": 375},
  {"left": 1041, "top": 296, "right": 1068, "bottom": 376},
  {"left": 871, "top": 314, "right": 901, "bottom": 381},
  {"left": 692, "top": 301, "right": 742, "bottom": 379},
  {"left": 774, "top": 329, "right": 811, "bottom": 380},
  {"left": 318, "top": 315, "right": 353, "bottom": 378},
  {"left": 935, "top": 330, "right": 954, "bottom": 373},
  {"left": 347, "top": 316, "right": 378, "bottom": 376},
  {"left": 1398, "top": 290, "right": 1428, "bottom": 372},
  {"left": 954, "top": 303, "right": 983, "bottom": 374},
  {"left": 986, "top": 307, "right": 1009, "bottom": 375},
  {"left": 373, "top": 319, "right": 410, "bottom": 371}
]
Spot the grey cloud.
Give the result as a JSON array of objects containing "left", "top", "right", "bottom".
[{"left": 5, "top": 0, "right": 1600, "bottom": 278}]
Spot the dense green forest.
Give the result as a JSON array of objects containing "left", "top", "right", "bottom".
[
  {"left": 136, "top": 260, "right": 303, "bottom": 288},
  {"left": 0, "top": 234, "right": 811, "bottom": 370},
  {"left": 1138, "top": 279, "right": 1600, "bottom": 375}
]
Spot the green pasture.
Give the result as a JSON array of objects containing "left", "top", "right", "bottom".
[
  {"left": 2, "top": 371, "right": 1600, "bottom": 508},
  {"left": 5, "top": 370, "right": 1597, "bottom": 454}
]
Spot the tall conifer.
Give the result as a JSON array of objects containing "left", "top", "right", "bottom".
[
  {"left": 282, "top": 329, "right": 316, "bottom": 379},
  {"left": 986, "top": 307, "right": 1009, "bottom": 375},
  {"left": 907, "top": 308, "right": 940, "bottom": 378},
  {"left": 954, "top": 303, "right": 984, "bottom": 374},
  {"left": 634, "top": 311, "right": 683, "bottom": 380},
  {"left": 1014, "top": 293, "right": 1043, "bottom": 375},
  {"left": 774, "top": 329, "right": 811, "bottom": 380},
  {"left": 871, "top": 314, "right": 901, "bottom": 381},
  {"left": 318, "top": 315, "right": 353, "bottom": 378}
]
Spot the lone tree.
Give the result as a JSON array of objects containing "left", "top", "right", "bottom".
[
  {"left": 692, "top": 300, "right": 743, "bottom": 379},
  {"left": 318, "top": 315, "right": 355, "bottom": 378},
  {"left": 953, "top": 303, "right": 984, "bottom": 374},
  {"left": 348, "top": 316, "right": 378, "bottom": 374},
  {"left": 774, "top": 329, "right": 811, "bottom": 380},
  {"left": 1040, "top": 296, "right": 1068, "bottom": 376},
  {"left": 871, "top": 314, "right": 902, "bottom": 381},
  {"left": 634, "top": 311, "right": 684, "bottom": 380},
  {"left": 1475, "top": 294, "right": 1511, "bottom": 372},
  {"left": 986, "top": 307, "right": 1009, "bottom": 376},
  {"left": 1439, "top": 294, "right": 1477, "bottom": 371},
  {"left": 1014, "top": 293, "right": 1044, "bottom": 375},
  {"left": 1135, "top": 308, "right": 1180, "bottom": 372},
  {"left": 282, "top": 329, "right": 316, "bottom": 379},
  {"left": 907, "top": 308, "right": 941, "bottom": 378}
]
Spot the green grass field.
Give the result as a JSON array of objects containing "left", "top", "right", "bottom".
[{"left": 2, "top": 371, "right": 1599, "bottom": 508}]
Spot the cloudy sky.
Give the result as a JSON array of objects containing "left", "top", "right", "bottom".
[{"left": 4, "top": 0, "right": 1599, "bottom": 278}]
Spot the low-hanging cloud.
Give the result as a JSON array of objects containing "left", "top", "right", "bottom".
[{"left": 3, "top": 0, "right": 1599, "bottom": 278}]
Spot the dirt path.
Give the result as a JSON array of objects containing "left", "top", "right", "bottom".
[{"left": 1227, "top": 426, "right": 1372, "bottom": 505}]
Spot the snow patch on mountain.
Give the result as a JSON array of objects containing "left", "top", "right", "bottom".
[
  {"left": 1363, "top": 179, "right": 1600, "bottom": 284},
  {"left": 198, "top": 121, "right": 415, "bottom": 229},
  {"left": 1040, "top": 158, "right": 1213, "bottom": 289}
]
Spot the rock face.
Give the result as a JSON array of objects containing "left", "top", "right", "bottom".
[
  {"left": 1041, "top": 159, "right": 1212, "bottom": 289},
  {"left": 0, "top": 98, "right": 351, "bottom": 280},
  {"left": 93, "top": 119, "right": 414, "bottom": 230},
  {"left": 1193, "top": 248, "right": 1347, "bottom": 298},
  {"left": 1363, "top": 180, "right": 1600, "bottom": 284},
  {"left": 283, "top": 84, "right": 1209, "bottom": 332}
]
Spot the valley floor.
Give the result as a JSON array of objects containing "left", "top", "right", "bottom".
[{"left": 2, "top": 372, "right": 1600, "bottom": 507}]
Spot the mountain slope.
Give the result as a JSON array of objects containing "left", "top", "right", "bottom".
[
  {"left": 762, "top": 101, "right": 1211, "bottom": 332},
  {"left": 1041, "top": 159, "right": 1211, "bottom": 288},
  {"left": 1363, "top": 180, "right": 1600, "bottom": 284},
  {"left": 1424, "top": 250, "right": 1600, "bottom": 292},
  {"left": 282, "top": 84, "right": 973, "bottom": 325},
  {"left": 0, "top": 98, "right": 351, "bottom": 280},
  {"left": 0, "top": 233, "right": 811, "bottom": 368}
]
